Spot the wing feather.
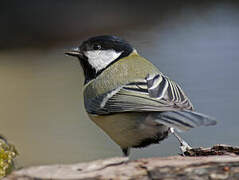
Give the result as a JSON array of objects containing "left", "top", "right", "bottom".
[
  {"left": 85, "top": 73, "right": 216, "bottom": 131},
  {"left": 86, "top": 73, "right": 193, "bottom": 114}
]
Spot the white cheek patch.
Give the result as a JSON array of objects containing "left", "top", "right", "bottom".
[{"left": 84, "top": 50, "right": 122, "bottom": 72}]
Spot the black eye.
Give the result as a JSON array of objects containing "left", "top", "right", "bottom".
[{"left": 93, "top": 44, "right": 101, "bottom": 50}]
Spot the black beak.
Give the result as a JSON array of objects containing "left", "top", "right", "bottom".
[{"left": 65, "top": 48, "right": 84, "bottom": 58}]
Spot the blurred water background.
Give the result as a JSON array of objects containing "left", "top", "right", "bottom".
[{"left": 0, "top": 0, "right": 239, "bottom": 167}]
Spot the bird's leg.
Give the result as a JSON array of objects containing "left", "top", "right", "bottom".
[
  {"left": 122, "top": 148, "right": 130, "bottom": 157},
  {"left": 169, "top": 128, "right": 192, "bottom": 156}
]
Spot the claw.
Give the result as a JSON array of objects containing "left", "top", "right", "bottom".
[{"left": 169, "top": 128, "right": 192, "bottom": 155}]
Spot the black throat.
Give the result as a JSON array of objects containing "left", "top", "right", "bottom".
[{"left": 78, "top": 57, "right": 97, "bottom": 85}]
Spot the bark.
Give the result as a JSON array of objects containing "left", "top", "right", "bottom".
[{"left": 5, "top": 144, "right": 239, "bottom": 180}]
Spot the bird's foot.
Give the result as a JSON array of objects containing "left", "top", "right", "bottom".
[
  {"left": 179, "top": 139, "right": 192, "bottom": 156},
  {"left": 169, "top": 128, "right": 192, "bottom": 156}
]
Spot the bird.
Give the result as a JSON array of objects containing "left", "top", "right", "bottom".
[{"left": 65, "top": 35, "right": 216, "bottom": 156}]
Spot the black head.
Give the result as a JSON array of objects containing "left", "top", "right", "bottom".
[
  {"left": 65, "top": 35, "right": 133, "bottom": 84},
  {"left": 80, "top": 35, "right": 133, "bottom": 55}
]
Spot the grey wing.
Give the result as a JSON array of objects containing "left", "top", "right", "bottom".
[
  {"left": 86, "top": 73, "right": 216, "bottom": 131},
  {"left": 145, "top": 74, "right": 194, "bottom": 110},
  {"left": 86, "top": 73, "right": 193, "bottom": 114}
]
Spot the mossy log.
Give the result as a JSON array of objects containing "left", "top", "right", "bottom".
[{"left": 5, "top": 144, "right": 239, "bottom": 180}]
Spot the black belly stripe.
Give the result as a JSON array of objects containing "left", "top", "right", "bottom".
[{"left": 132, "top": 129, "right": 169, "bottom": 148}]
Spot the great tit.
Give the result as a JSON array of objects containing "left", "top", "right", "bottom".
[{"left": 65, "top": 35, "right": 216, "bottom": 156}]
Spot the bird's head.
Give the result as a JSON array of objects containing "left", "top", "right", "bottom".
[{"left": 65, "top": 35, "right": 133, "bottom": 83}]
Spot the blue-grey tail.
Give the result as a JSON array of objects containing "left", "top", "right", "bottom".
[{"left": 154, "top": 110, "right": 217, "bottom": 131}]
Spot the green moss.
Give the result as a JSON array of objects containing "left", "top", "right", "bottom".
[{"left": 0, "top": 136, "right": 18, "bottom": 178}]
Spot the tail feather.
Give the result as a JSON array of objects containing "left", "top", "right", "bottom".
[{"left": 154, "top": 110, "right": 217, "bottom": 131}]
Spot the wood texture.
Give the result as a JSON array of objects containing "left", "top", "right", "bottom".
[{"left": 5, "top": 144, "right": 239, "bottom": 180}]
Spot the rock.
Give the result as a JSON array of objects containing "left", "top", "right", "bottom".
[{"left": 0, "top": 135, "right": 18, "bottom": 178}]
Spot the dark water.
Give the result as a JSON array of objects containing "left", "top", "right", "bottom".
[{"left": 1, "top": 2, "right": 239, "bottom": 167}]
